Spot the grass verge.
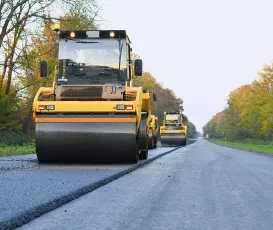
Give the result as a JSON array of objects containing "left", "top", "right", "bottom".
[
  {"left": 209, "top": 139, "right": 273, "bottom": 154},
  {"left": 0, "top": 145, "right": 36, "bottom": 157}
]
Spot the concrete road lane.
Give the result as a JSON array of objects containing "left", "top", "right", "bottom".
[
  {"left": 20, "top": 140, "right": 273, "bottom": 230},
  {"left": 0, "top": 147, "right": 174, "bottom": 227}
]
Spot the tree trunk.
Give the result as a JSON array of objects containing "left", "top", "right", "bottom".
[
  {"left": 5, "top": 35, "right": 18, "bottom": 95},
  {"left": 0, "top": 55, "right": 9, "bottom": 90}
]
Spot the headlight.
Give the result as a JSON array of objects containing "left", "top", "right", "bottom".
[
  {"left": 116, "top": 104, "right": 125, "bottom": 110},
  {"left": 46, "top": 105, "right": 55, "bottom": 110},
  {"left": 116, "top": 104, "right": 134, "bottom": 110},
  {"left": 38, "top": 105, "right": 55, "bottom": 110},
  {"left": 70, "top": 32, "right": 76, "bottom": 38},
  {"left": 125, "top": 105, "right": 133, "bottom": 110},
  {"left": 110, "top": 31, "right": 115, "bottom": 37}
]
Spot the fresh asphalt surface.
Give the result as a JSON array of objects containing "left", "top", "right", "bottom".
[
  {"left": 0, "top": 147, "right": 175, "bottom": 229},
  {"left": 2, "top": 139, "right": 273, "bottom": 229}
]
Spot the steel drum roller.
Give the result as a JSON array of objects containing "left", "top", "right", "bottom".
[
  {"left": 36, "top": 121, "right": 137, "bottom": 162},
  {"left": 160, "top": 134, "right": 186, "bottom": 147}
]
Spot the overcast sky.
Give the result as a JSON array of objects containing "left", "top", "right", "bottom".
[{"left": 99, "top": 0, "right": 273, "bottom": 131}]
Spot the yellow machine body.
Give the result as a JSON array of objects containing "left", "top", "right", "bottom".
[
  {"left": 33, "top": 29, "right": 152, "bottom": 163},
  {"left": 160, "top": 111, "right": 187, "bottom": 146},
  {"left": 148, "top": 115, "right": 159, "bottom": 149}
]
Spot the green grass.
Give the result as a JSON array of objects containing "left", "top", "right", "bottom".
[
  {"left": 0, "top": 145, "right": 36, "bottom": 157},
  {"left": 209, "top": 139, "right": 273, "bottom": 154}
]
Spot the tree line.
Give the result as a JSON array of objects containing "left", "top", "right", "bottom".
[
  {"left": 134, "top": 73, "right": 198, "bottom": 138},
  {"left": 203, "top": 63, "right": 273, "bottom": 141},
  {"left": 0, "top": 0, "right": 198, "bottom": 145},
  {"left": 0, "top": 0, "right": 99, "bottom": 144}
]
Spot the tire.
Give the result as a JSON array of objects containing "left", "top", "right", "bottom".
[
  {"left": 148, "top": 132, "right": 154, "bottom": 149},
  {"left": 153, "top": 137, "right": 157, "bottom": 148},
  {"left": 129, "top": 138, "right": 139, "bottom": 163},
  {"left": 139, "top": 114, "right": 149, "bottom": 160},
  {"left": 139, "top": 148, "right": 148, "bottom": 160},
  {"left": 139, "top": 131, "right": 148, "bottom": 160},
  {"left": 182, "top": 138, "right": 187, "bottom": 146}
]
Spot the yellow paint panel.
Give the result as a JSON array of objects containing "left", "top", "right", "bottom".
[
  {"left": 34, "top": 101, "right": 136, "bottom": 112},
  {"left": 160, "top": 130, "right": 186, "bottom": 134},
  {"left": 35, "top": 117, "right": 137, "bottom": 123}
]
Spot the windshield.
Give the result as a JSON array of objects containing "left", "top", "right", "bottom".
[
  {"left": 58, "top": 39, "right": 127, "bottom": 85},
  {"left": 166, "top": 114, "right": 181, "bottom": 123}
]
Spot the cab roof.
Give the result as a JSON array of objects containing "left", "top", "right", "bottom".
[{"left": 59, "top": 30, "right": 131, "bottom": 43}]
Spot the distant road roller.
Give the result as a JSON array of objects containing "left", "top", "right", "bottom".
[
  {"left": 33, "top": 27, "right": 153, "bottom": 163},
  {"left": 160, "top": 111, "right": 187, "bottom": 146},
  {"left": 148, "top": 115, "right": 159, "bottom": 149}
]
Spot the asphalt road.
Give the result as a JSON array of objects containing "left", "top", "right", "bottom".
[
  {"left": 17, "top": 139, "right": 273, "bottom": 230},
  {"left": 0, "top": 147, "right": 176, "bottom": 229}
]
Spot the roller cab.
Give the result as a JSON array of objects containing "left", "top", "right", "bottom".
[
  {"left": 33, "top": 28, "right": 152, "bottom": 163},
  {"left": 160, "top": 111, "right": 187, "bottom": 147}
]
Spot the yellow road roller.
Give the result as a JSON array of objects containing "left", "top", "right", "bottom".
[
  {"left": 33, "top": 27, "right": 153, "bottom": 163},
  {"left": 160, "top": 111, "right": 187, "bottom": 146},
  {"left": 148, "top": 115, "right": 159, "bottom": 149}
]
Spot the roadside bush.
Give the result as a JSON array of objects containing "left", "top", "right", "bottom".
[{"left": 0, "top": 132, "right": 34, "bottom": 146}]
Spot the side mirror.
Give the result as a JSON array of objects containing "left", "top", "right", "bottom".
[
  {"left": 134, "top": 59, "right": 142, "bottom": 76},
  {"left": 40, "top": 60, "right": 48, "bottom": 78},
  {"left": 153, "top": 93, "right": 157, "bottom": 101},
  {"left": 143, "top": 89, "right": 149, "bottom": 93}
]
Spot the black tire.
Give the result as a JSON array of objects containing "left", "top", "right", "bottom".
[
  {"left": 139, "top": 148, "right": 148, "bottom": 159},
  {"left": 153, "top": 137, "right": 157, "bottom": 148},
  {"left": 129, "top": 138, "right": 139, "bottom": 163},
  {"left": 139, "top": 114, "right": 149, "bottom": 160},
  {"left": 182, "top": 138, "right": 187, "bottom": 146},
  {"left": 139, "top": 134, "right": 148, "bottom": 160},
  {"left": 148, "top": 132, "right": 154, "bottom": 149}
]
